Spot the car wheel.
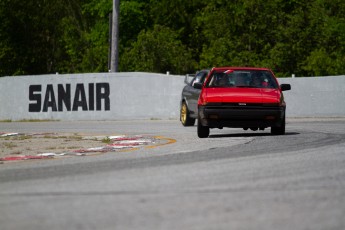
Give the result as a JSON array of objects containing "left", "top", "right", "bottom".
[
  {"left": 197, "top": 119, "right": 210, "bottom": 138},
  {"left": 271, "top": 116, "right": 286, "bottom": 135},
  {"left": 180, "top": 102, "right": 195, "bottom": 126}
]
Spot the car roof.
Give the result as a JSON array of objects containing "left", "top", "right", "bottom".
[
  {"left": 196, "top": 69, "right": 210, "bottom": 73},
  {"left": 211, "top": 67, "right": 271, "bottom": 72}
]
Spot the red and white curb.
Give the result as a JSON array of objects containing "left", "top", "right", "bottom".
[
  {"left": 0, "top": 133, "right": 175, "bottom": 162},
  {"left": 72, "top": 136, "right": 156, "bottom": 154}
]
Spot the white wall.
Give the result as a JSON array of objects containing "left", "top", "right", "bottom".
[
  {"left": 279, "top": 76, "right": 345, "bottom": 117},
  {"left": 0, "top": 72, "right": 344, "bottom": 121},
  {"left": 0, "top": 72, "right": 185, "bottom": 121}
]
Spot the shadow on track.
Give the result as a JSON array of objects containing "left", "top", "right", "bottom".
[{"left": 209, "top": 132, "right": 300, "bottom": 138}]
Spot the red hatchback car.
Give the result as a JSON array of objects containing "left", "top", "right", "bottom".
[{"left": 194, "top": 67, "right": 291, "bottom": 138}]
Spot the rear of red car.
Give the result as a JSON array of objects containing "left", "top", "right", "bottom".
[{"left": 197, "top": 67, "right": 291, "bottom": 138}]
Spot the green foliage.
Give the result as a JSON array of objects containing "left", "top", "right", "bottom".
[
  {"left": 120, "top": 25, "right": 196, "bottom": 74},
  {"left": 0, "top": 0, "right": 345, "bottom": 77}
]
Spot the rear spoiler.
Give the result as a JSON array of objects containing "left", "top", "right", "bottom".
[{"left": 184, "top": 74, "right": 195, "bottom": 85}]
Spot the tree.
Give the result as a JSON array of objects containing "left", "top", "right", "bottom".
[
  {"left": 1, "top": 0, "right": 345, "bottom": 77},
  {"left": 300, "top": 0, "right": 345, "bottom": 76},
  {"left": 120, "top": 25, "right": 196, "bottom": 74},
  {"left": 0, "top": 0, "right": 86, "bottom": 76}
]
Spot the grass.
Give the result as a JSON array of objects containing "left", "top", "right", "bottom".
[
  {"left": 102, "top": 137, "right": 112, "bottom": 144},
  {"left": 0, "top": 119, "right": 12, "bottom": 122},
  {"left": 0, "top": 119, "right": 59, "bottom": 122},
  {"left": 70, "top": 136, "right": 83, "bottom": 140},
  {"left": 67, "top": 146, "right": 81, "bottom": 149},
  {"left": 47, "top": 147, "right": 57, "bottom": 150},
  {"left": 18, "top": 119, "right": 59, "bottom": 122},
  {"left": 43, "top": 135, "right": 58, "bottom": 139},
  {"left": 4, "top": 135, "right": 33, "bottom": 141},
  {"left": 3, "top": 142, "right": 17, "bottom": 149},
  {"left": 40, "top": 135, "right": 84, "bottom": 141},
  {"left": 10, "top": 151, "right": 22, "bottom": 155}
]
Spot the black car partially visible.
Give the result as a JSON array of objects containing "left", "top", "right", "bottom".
[{"left": 180, "top": 69, "right": 209, "bottom": 126}]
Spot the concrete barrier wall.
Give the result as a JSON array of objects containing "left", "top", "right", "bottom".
[
  {"left": 279, "top": 76, "right": 345, "bottom": 117},
  {"left": 0, "top": 72, "right": 185, "bottom": 121},
  {"left": 0, "top": 72, "right": 344, "bottom": 121}
]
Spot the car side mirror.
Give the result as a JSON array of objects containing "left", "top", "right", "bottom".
[
  {"left": 193, "top": 82, "right": 203, "bottom": 89},
  {"left": 280, "top": 84, "right": 291, "bottom": 91}
]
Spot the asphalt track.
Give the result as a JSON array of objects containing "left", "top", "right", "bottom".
[{"left": 0, "top": 118, "right": 345, "bottom": 230}]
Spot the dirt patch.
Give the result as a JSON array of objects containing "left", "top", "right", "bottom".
[{"left": 0, "top": 132, "right": 160, "bottom": 162}]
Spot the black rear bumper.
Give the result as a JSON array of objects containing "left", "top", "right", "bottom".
[{"left": 198, "top": 104, "right": 285, "bottom": 128}]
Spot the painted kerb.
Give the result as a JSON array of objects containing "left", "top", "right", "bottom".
[{"left": 0, "top": 73, "right": 344, "bottom": 121}]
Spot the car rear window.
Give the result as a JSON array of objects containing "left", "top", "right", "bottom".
[{"left": 206, "top": 70, "right": 278, "bottom": 89}]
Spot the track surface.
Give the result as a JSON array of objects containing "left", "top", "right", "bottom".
[{"left": 0, "top": 119, "right": 345, "bottom": 230}]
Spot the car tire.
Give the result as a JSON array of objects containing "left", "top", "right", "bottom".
[
  {"left": 271, "top": 116, "right": 286, "bottom": 135},
  {"left": 180, "top": 102, "right": 195, "bottom": 126},
  {"left": 197, "top": 119, "right": 210, "bottom": 138}
]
